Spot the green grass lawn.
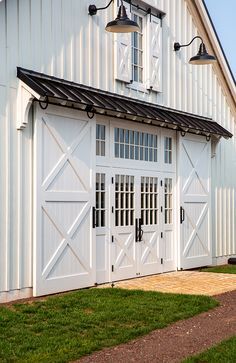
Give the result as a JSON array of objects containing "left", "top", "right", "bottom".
[
  {"left": 183, "top": 335, "right": 236, "bottom": 363},
  {"left": 200, "top": 264, "right": 236, "bottom": 274},
  {"left": 0, "top": 288, "right": 218, "bottom": 363}
]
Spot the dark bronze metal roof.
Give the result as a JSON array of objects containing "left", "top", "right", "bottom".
[{"left": 17, "top": 67, "right": 232, "bottom": 139}]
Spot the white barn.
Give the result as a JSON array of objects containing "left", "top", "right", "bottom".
[{"left": 0, "top": 0, "right": 235, "bottom": 303}]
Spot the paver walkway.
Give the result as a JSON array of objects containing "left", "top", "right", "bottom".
[{"left": 99, "top": 270, "right": 236, "bottom": 295}]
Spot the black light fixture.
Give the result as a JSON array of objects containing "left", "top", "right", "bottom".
[
  {"left": 174, "top": 36, "right": 216, "bottom": 65},
  {"left": 88, "top": 0, "right": 140, "bottom": 33}
]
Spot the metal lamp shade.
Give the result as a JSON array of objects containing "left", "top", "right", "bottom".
[
  {"left": 105, "top": 4, "right": 140, "bottom": 33},
  {"left": 189, "top": 43, "right": 216, "bottom": 65}
]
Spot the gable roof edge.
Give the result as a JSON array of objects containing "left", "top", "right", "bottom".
[{"left": 186, "top": 0, "right": 236, "bottom": 114}]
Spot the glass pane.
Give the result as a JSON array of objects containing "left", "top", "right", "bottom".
[
  {"left": 101, "top": 192, "right": 105, "bottom": 208},
  {"left": 96, "top": 140, "right": 100, "bottom": 156},
  {"left": 96, "top": 192, "right": 99, "bottom": 209},
  {"left": 139, "top": 67, "right": 143, "bottom": 83},
  {"left": 149, "top": 148, "right": 153, "bottom": 162},
  {"left": 115, "top": 143, "right": 119, "bottom": 158},
  {"left": 130, "top": 130, "right": 134, "bottom": 144},
  {"left": 120, "top": 144, "right": 124, "bottom": 158},
  {"left": 130, "top": 145, "right": 134, "bottom": 159},
  {"left": 120, "top": 128, "right": 124, "bottom": 143},
  {"left": 96, "top": 124, "right": 100, "bottom": 139},
  {"left": 101, "top": 141, "right": 105, "bottom": 156},
  {"left": 100, "top": 125, "right": 105, "bottom": 140},
  {"left": 115, "top": 128, "right": 119, "bottom": 142},
  {"left": 101, "top": 210, "right": 105, "bottom": 227},
  {"left": 101, "top": 174, "right": 105, "bottom": 190},
  {"left": 96, "top": 173, "right": 100, "bottom": 190},
  {"left": 133, "top": 32, "right": 138, "bottom": 48},
  {"left": 133, "top": 66, "right": 138, "bottom": 82},
  {"left": 133, "top": 49, "right": 138, "bottom": 65},
  {"left": 125, "top": 144, "right": 129, "bottom": 159},
  {"left": 134, "top": 131, "right": 139, "bottom": 145},
  {"left": 135, "top": 146, "right": 139, "bottom": 160},
  {"left": 125, "top": 129, "right": 129, "bottom": 143}
]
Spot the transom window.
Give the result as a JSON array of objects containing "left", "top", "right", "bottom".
[
  {"left": 114, "top": 128, "right": 158, "bottom": 162},
  {"left": 164, "top": 137, "right": 172, "bottom": 164},
  {"left": 141, "top": 177, "right": 159, "bottom": 225},
  {"left": 164, "top": 178, "right": 173, "bottom": 224},
  {"left": 96, "top": 124, "right": 106, "bottom": 156},
  {"left": 115, "top": 175, "right": 134, "bottom": 227},
  {"left": 96, "top": 173, "right": 106, "bottom": 227},
  {"left": 131, "top": 14, "right": 143, "bottom": 83}
]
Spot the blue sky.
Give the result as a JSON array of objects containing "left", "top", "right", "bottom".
[{"left": 204, "top": 0, "right": 236, "bottom": 78}]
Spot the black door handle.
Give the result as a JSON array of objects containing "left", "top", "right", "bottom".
[
  {"left": 92, "top": 207, "right": 96, "bottom": 228},
  {"left": 138, "top": 218, "right": 144, "bottom": 241},
  {"left": 180, "top": 206, "right": 185, "bottom": 224}
]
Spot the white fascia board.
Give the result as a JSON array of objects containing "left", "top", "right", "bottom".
[{"left": 195, "top": 0, "right": 236, "bottom": 104}]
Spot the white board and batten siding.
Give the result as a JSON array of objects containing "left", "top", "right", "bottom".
[{"left": 0, "top": 0, "right": 235, "bottom": 300}]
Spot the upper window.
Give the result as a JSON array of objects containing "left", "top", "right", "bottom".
[
  {"left": 114, "top": 4, "right": 162, "bottom": 92},
  {"left": 96, "top": 124, "right": 106, "bottom": 156},
  {"left": 114, "top": 127, "right": 158, "bottom": 162},
  {"left": 164, "top": 137, "right": 172, "bottom": 164},
  {"left": 131, "top": 14, "right": 144, "bottom": 84}
]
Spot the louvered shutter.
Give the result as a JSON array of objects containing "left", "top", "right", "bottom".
[
  {"left": 146, "top": 17, "right": 162, "bottom": 92},
  {"left": 114, "top": 3, "right": 132, "bottom": 83}
]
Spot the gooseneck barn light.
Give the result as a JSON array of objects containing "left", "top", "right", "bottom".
[
  {"left": 88, "top": 0, "right": 140, "bottom": 33},
  {"left": 174, "top": 36, "right": 216, "bottom": 65}
]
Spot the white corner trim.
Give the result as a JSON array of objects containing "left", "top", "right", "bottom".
[{"left": 16, "top": 81, "right": 41, "bottom": 130}]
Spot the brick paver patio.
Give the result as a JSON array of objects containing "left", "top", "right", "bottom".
[{"left": 99, "top": 271, "right": 236, "bottom": 295}]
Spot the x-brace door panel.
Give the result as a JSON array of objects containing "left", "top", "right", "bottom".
[
  {"left": 179, "top": 134, "right": 211, "bottom": 269},
  {"left": 34, "top": 105, "right": 96, "bottom": 296}
]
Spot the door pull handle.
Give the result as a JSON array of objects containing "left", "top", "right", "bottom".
[
  {"left": 180, "top": 206, "right": 185, "bottom": 224},
  {"left": 92, "top": 207, "right": 96, "bottom": 228},
  {"left": 138, "top": 218, "right": 144, "bottom": 242},
  {"left": 135, "top": 218, "right": 139, "bottom": 242}
]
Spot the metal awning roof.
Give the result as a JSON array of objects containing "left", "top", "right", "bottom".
[{"left": 17, "top": 67, "right": 232, "bottom": 139}]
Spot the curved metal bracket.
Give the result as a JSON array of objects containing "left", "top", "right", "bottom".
[
  {"left": 89, "top": 0, "right": 114, "bottom": 16},
  {"left": 174, "top": 36, "right": 203, "bottom": 51}
]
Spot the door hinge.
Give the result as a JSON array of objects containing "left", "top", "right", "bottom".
[
  {"left": 111, "top": 177, "right": 114, "bottom": 184},
  {"left": 111, "top": 206, "right": 114, "bottom": 213},
  {"left": 161, "top": 232, "right": 163, "bottom": 238},
  {"left": 161, "top": 258, "right": 163, "bottom": 264},
  {"left": 111, "top": 265, "right": 114, "bottom": 272},
  {"left": 111, "top": 235, "right": 114, "bottom": 242},
  {"left": 160, "top": 180, "right": 163, "bottom": 186},
  {"left": 161, "top": 206, "right": 163, "bottom": 212}
]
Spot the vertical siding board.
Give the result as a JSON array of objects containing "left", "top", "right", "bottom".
[
  {"left": 30, "top": 0, "right": 42, "bottom": 72},
  {"left": 18, "top": 0, "right": 31, "bottom": 68},
  {"left": 41, "top": 0, "right": 53, "bottom": 74}
]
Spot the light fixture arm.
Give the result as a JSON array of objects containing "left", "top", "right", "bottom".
[
  {"left": 89, "top": 0, "right": 114, "bottom": 16},
  {"left": 174, "top": 36, "right": 203, "bottom": 51}
]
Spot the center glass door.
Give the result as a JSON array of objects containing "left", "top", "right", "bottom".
[{"left": 111, "top": 170, "right": 162, "bottom": 282}]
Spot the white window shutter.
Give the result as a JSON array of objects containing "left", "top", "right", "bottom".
[
  {"left": 114, "top": 3, "right": 132, "bottom": 83},
  {"left": 146, "top": 17, "right": 162, "bottom": 92}
]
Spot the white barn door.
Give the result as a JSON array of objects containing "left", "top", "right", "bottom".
[
  {"left": 179, "top": 135, "right": 211, "bottom": 269},
  {"left": 33, "top": 105, "right": 96, "bottom": 296}
]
